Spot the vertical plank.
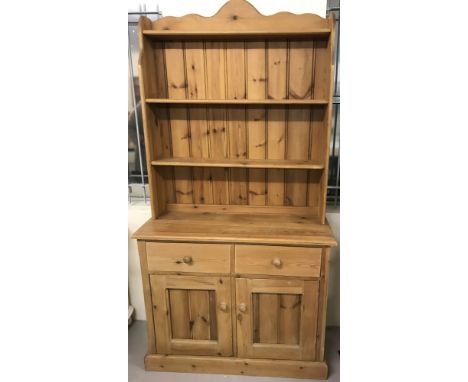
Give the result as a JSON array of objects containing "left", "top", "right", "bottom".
[
  {"left": 150, "top": 275, "right": 171, "bottom": 354},
  {"left": 286, "top": 40, "right": 314, "bottom": 206},
  {"left": 267, "top": 41, "right": 287, "bottom": 206},
  {"left": 208, "top": 290, "right": 218, "bottom": 341},
  {"left": 226, "top": 42, "right": 248, "bottom": 205},
  {"left": 267, "top": 41, "right": 288, "bottom": 100},
  {"left": 252, "top": 293, "right": 260, "bottom": 343},
  {"left": 168, "top": 289, "right": 191, "bottom": 339},
  {"left": 278, "top": 294, "right": 301, "bottom": 345},
  {"left": 137, "top": 241, "right": 156, "bottom": 353},
  {"left": 312, "top": 40, "right": 330, "bottom": 100},
  {"left": 288, "top": 41, "right": 314, "bottom": 100},
  {"left": 185, "top": 41, "right": 213, "bottom": 204},
  {"left": 235, "top": 278, "right": 252, "bottom": 358},
  {"left": 153, "top": 106, "right": 175, "bottom": 203},
  {"left": 188, "top": 290, "right": 211, "bottom": 340},
  {"left": 152, "top": 41, "right": 168, "bottom": 99},
  {"left": 205, "top": 42, "right": 229, "bottom": 204},
  {"left": 230, "top": 245, "right": 237, "bottom": 355},
  {"left": 165, "top": 42, "right": 193, "bottom": 204},
  {"left": 309, "top": 102, "right": 326, "bottom": 216},
  {"left": 267, "top": 108, "right": 286, "bottom": 205},
  {"left": 258, "top": 294, "right": 279, "bottom": 344},
  {"left": 301, "top": 280, "right": 320, "bottom": 361},
  {"left": 247, "top": 41, "right": 266, "bottom": 205}
]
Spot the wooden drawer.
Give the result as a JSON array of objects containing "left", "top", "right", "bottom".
[
  {"left": 235, "top": 245, "right": 322, "bottom": 278},
  {"left": 146, "top": 242, "right": 231, "bottom": 274}
]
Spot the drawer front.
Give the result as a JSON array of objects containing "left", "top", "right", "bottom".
[
  {"left": 146, "top": 242, "right": 231, "bottom": 273},
  {"left": 235, "top": 245, "right": 322, "bottom": 278}
]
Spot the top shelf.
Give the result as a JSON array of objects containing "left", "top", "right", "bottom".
[{"left": 142, "top": 30, "right": 331, "bottom": 40}]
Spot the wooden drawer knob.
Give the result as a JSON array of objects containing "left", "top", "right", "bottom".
[
  {"left": 182, "top": 256, "right": 193, "bottom": 264},
  {"left": 238, "top": 303, "right": 247, "bottom": 313},
  {"left": 219, "top": 302, "right": 228, "bottom": 312},
  {"left": 271, "top": 258, "right": 282, "bottom": 268}
]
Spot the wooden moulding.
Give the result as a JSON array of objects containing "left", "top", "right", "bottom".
[
  {"left": 144, "top": 354, "right": 328, "bottom": 379},
  {"left": 144, "top": 0, "right": 331, "bottom": 34}
]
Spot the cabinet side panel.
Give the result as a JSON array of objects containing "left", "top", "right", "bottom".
[
  {"left": 137, "top": 241, "right": 156, "bottom": 353},
  {"left": 315, "top": 248, "right": 331, "bottom": 361}
]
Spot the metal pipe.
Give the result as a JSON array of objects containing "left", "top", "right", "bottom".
[{"left": 128, "top": 29, "right": 147, "bottom": 204}]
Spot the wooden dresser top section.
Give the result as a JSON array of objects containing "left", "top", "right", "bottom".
[{"left": 132, "top": 207, "right": 337, "bottom": 247}]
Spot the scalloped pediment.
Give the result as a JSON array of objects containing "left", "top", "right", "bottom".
[{"left": 149, "top": 0, "right": 331, "bottom": 33}]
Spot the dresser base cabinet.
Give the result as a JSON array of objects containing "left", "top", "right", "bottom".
[{"left": 135, "top": 240, "right": 334, "bottom": 380}]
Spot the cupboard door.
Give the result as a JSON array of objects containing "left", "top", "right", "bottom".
[
  {"left": 150, "top": 275, "right": 233, "bottom": 356},
  {"left": 236, "top": 278, "right": 319, "bottom": 360}
]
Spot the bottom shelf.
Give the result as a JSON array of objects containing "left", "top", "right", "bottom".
[{"left": 132, "top": 205, "right": 336, "bottom": 246}]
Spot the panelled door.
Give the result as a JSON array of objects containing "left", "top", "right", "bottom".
[
  {"left": 235, "top": 278, "right": 320, "bottom": 360},
  {"left": 150, "top": 275, "right": 233, "bottom": 356}
]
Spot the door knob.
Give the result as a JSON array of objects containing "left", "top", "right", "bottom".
[
  {"left": 219, "top": 302, "right": 228, "bottom": 312},
  {"left": 182, "top": 256, "right": 193, "bottom": 264},
  {"left": 272, "top": 258, "right": 282, "bottom": 268},
  {"left": 239, "top": 303, "right": 247, "bottom": 313}
]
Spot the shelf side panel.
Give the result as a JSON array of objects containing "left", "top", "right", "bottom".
[{"left": 137, "top": 17, "right": 164, "bottom": 217}]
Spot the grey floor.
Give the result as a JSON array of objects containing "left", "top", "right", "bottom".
[{"left": 129, "top": 321, "right": 340, "bottom": 382}]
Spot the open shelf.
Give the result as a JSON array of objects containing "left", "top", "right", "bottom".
[
  {"left": 142, "top": 30, "right": 331, "bottom": 40},
  {"left": 152, "top": 158, "right": 324, "bottom": 170},
  {"left": 145, "top": 98, "right": 328, "bottom": 106},
  {"left": 133, "top": 206, "right": 336, "bottom": 246}
]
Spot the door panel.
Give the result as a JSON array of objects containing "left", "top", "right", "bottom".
[
  {"left": 236, "top": 278, "right": 319, "bottom": 360},
  {"left": 151, "top": 275, "right": 232, "bottom": 356}
]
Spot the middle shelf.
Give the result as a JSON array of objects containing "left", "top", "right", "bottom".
[
  {"left": 145, "top": 98, "right": 328, "bottom": 106},
  {"left": 151, "top": 158, "right": 324, "bottom": 170}
]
